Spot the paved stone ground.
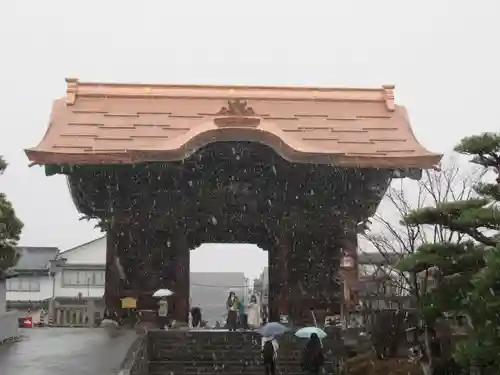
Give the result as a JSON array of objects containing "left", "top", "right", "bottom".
[{"left": 0, "top": 328, "right": 138, "bottom": 375}]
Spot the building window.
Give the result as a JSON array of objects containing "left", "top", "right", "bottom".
[
  {"left": 62, "top": 270, "right": 105, "bottom": 287},
  {"left": 6, "top": 277, "right": 41, "bottom": 292}
]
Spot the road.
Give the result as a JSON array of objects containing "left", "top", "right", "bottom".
[{"left": 0, "top": 328, "right": 138, "bottom": 375}]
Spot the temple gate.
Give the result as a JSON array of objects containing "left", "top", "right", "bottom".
[{"left": 26, "top": 79, "right": 441, "bottom": 325}]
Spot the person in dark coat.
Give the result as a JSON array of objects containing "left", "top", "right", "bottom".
[
  {"left": 262, "top": 336, "right": 279, "bottom": 375},
  {"left": 190, "top": 306, "right": 202, "bottom": 328},
  {"left": 301, "top": 333, "right": 325, "bottom": 375},
  {"left": 226, "top": 291, "right": 239, "bottom": 331}
]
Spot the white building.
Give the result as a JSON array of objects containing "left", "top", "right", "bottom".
[
  {"left": 55, "top": 237, "right": 105, "bottom": 299},
  {"left": 0, "top": 269, "right": 19, "bottom": 343},
  {"left": 6, "top": 246, "right": 59, "bottom": 309},
  {"left": 51, "top": 237, "right": 106, "bottom": 326}
]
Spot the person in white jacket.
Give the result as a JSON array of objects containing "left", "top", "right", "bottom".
[{"left": 247, "top": 295, "right": 262, "bottom": 329}]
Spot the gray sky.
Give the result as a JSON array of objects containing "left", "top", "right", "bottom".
[{"left": 1, "top": 1, "right": 499, "bottom": 280}]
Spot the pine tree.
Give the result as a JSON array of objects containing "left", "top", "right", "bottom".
[
  {"left": 0, "top": 156, "right": 23, "bottom": 272},
  {"left": 397, "top": 133, "right": 500, "bottom": 374}
]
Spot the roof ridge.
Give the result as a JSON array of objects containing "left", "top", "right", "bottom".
[
  {"left": 60, "top": 235, "right": 106, "bottom": 255},
  {"left": 15, "top": 246, "right": 59, "bottom": 250},
  {"left": 64, "top": 78, "right": 395, "bottom": 110}
]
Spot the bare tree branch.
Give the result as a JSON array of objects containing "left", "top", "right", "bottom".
[
  {"left": 357, "top": 155, "right": 484, "bottom": 305},
  {"left": 348, "top": 155, "right": 484, "bottom": 364}
]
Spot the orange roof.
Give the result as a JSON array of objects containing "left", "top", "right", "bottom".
[{"left": 25, "top": 78, "right": 442, "bottom": 168}]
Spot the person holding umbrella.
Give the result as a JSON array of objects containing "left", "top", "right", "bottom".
[
  {"left": 295, "top": 326, "right": 327, "bottom": 343},
  {"left": 262, "top": 335, "right": 279, "bottom": 375},
  {"left": 157, "top": 297, "right": 169, "bottom": 329},
  {"left": 301, "top": 332, "right": 325, "bottom": 375},
  {"left": 257, "top": 321, "right": 289, "bottom": 375},
  {"left": 153, "top": 289, "right": 174, "bottom": 329}
]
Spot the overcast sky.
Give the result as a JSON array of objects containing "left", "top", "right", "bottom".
[{"left": 0, "top": 1, "right": 499, "bottom": 280}]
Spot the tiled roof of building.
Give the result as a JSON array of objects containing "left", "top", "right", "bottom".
[
  {"left": 13, "top": 246, "right": 59, "bottom": 271},
  {"left": 358, "top": 252, "right": 401, "bottom": 265}
]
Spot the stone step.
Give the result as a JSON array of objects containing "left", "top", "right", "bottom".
[
  {"left": 148, "top": 369, "right": 305, "bottom": 375},
  {"left": 150, "top": 337, "right": 261, "bottom": 346},
  {"left": 150, "top": 351, "right": 259, "bottom": 361},
  {"left": 151, "top": 338, "right": 305, "bottom": 345},
  {"left": 147, "top": 330, "right": 342, "bottom": 375},
  {"left": 148, "top": 360, "right": 303, "bottom": 375},
  {"left": 149, "top": 369, "right": 304, "bottom": 375},
  {"left": 150, "top": 343, "right": 259, "bottom": 350},
  {"left": 150, "top": 350, "right": 304, "bottom": 362},
  {"left": 150, "top": 341, "right": 307, "bottom": 353}
]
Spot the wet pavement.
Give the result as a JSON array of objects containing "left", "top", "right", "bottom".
[{"left": 0, "top": 328, "right": 138, "bottom": 375}]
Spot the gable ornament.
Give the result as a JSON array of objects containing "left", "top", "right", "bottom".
[{"left": 214, "top": 99, "right": 260, "bottom": 127}]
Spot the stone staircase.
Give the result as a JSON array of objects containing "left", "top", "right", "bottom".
[{"left": 147, "top": 329, "right": 343, "bottom": 375}]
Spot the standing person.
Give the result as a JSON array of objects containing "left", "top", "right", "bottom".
[
  {"left": 301, "top": 333, "right": 325, "bottom": 375},
  {"left": 261, "top": 305, "right": 269, "bottom": 325},
  {"left": 247, "top": 295, "right": 261, "bottom": 329},
  {"left": 191, "top": 306, "right": 202, "bottom": 328},
  {"left": 238, "top": 296, "right": 247, "bottom": 329},
  {"left": 226, "top": 291, "right": 239, "bottom": 331},
  {"left": 262, "top": 335, "right": 279, "bottom": 375},
  {"left": 157, "top": 297, "right": 169, "bottom": 329}
]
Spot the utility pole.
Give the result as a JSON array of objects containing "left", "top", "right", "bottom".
[{"left": 48, "top": 257, "right": 67, "bottom": 325}]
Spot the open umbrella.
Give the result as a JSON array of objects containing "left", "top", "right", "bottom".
[
  {"left": 153, "top": 289, "right": 174, "bottom": 298},
  {"left": 257, "top": 322, "right": 289, "bottom": 337},
  {"left": 100, "top": 318, "right": 119, "bottom": 328},
  {"left": 295, "top": 327, "right": 327, "bottom": 339}
]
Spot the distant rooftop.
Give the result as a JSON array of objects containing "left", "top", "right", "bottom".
[
  {"left": 14, "top": 246, "right": 59, "bottom": 271},
  {"left": 358, "top": 252, "right": 401, "bottom": 265}
]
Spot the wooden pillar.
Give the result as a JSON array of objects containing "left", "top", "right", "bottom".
[
  {"left": 317, "top": 231, "right": 343, "bottom": 322},
  {"left": 105, "top": 217, "right": 145, "bottom": 319},
  {"left": 104, "top": 220, "right": 125, "bottom": 319},
  {"left": 142, "top": 231, "right": 190, "bottom": 324},
  {"left": 268, "top": 246, "right": 279, "bottom": 323},
  {"left": 268, "top": 232, "right": 290, "bottom": 323},
  {"left": 172, "top": 234, "right": 190, "bottom": 323},
  {"left": 291, "top": 229, "right": 342, "bottom": 326}
]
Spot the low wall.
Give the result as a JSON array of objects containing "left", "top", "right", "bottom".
[
  {"left": 118, "top": 332, "right": 149, "bottom": 375},
  {"left": 0, "top": 311, "right": 19, "bottom": 343}
]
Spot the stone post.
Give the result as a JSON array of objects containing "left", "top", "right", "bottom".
[{"left": 86, "top": 299, "right": 96, "bottom": 327}]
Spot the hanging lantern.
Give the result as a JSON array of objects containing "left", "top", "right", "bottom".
[{"left": 342, "top": 255, "right": 355, "bottom": 269}]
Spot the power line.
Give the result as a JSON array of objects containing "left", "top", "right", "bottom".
[{"left": 190, "top": 283, "right": 260, "bottom": 289}]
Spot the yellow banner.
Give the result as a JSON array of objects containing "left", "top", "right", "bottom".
[{"left": 121, "top": 297, "right": 137, "bottom": 309}]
